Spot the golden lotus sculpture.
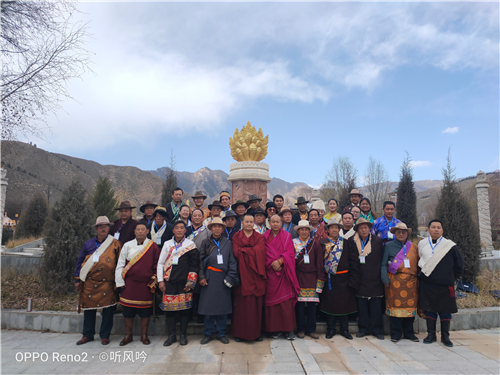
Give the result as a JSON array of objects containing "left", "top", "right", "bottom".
[{"left": 229, "top": 121, "right": 269, "bottom": 162}]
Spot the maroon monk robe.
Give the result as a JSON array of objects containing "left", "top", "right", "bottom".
[
  {"left": 231, "top": 231, "right": 267, "bottom": 341},
  {"left": 263, "top": 229, "right": 300, "bottom": 332},
  {"left": 119, "top": 243, "right": 161, "bottom": 309}
]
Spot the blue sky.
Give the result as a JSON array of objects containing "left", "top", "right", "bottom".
[{"left": 28, "top": 2, "right": 499, "bottom": 187}]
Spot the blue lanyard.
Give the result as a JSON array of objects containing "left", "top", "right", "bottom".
[
  {"left": 361, "top": 236, "right": 369, "bottom": 255},
  {"left": 95, "top": 239, "right": 102, "bottom": 250},
  {"left": 155, "top": 221, "right": 166, "bottom": 232},
  {"left": 327, "top": 237, "right": 340, "bottom": 246},
  {"left": 384, "top": 217, "right": 393, "bottom": 229},
  {"left": 283, "top": 223, "right": 292, "bottom": 232},
  {"left": 255, "top": 225, "right": 264, "bottom": 234},
  {"left": 225, "top": 228, "right": 235, "bottom": 237},
  {"left": 174, "top": 238, "right": 184, "bottom": 255},
  {"left": 428, "top": 237, "right": 442, "bottom": 254},
  {"left": 401, "top": 241, "right": 408, "bottom": 258},
  {"left": 213, "top": 238, "right": 221, "bottom": 254},
  {"left": 311, "top": 225, "right": 318, "bottom": 237}
]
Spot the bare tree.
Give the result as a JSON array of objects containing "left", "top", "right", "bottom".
[
  {"left": 364, "top": 156, "right": 391, "bottom": 214},
  {"left": 1, "top": 1, "right": 93, "bottom": 140},
  {"left": 320, "top": 156, "right": 358, "bottom": 211}
]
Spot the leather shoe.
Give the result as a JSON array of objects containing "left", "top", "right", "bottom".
[
  {"left": 375, "top": 334, "right": 385, "bottom": 340},
  {"left": 217, "top": 336, "right": 229, "bottom": 344},
  {"left": 255, "top": 336, "right": 263, "bottom": 342},
  {"left": 391, "top": 337, "right": 400, "bottom": 343},
  {"left": 119, "top": 335, "right": 133, "bottom": 346},
  {"left": 340, "top": 331, "right": 353, "bottom": 340},
  {"left": 297, "top": 332, "right": 305, "bottom": 339},
  {"left": 356, "top": 332, "right": 367, "bottom": 338},
  {"left": 76, "top": 336, "right": 94, "bottom": 345},
  {"left": 200, "top": 335, "right": 213, "bottom": 345},
  {"left": 101, "top": 338, "right": 110, "bottom": 345},
  {"left": 306, "top": 332, "right": 320, "bottom": 339},
  {"left": 179, "top": 334, "right": 188, "bottom": 346},
  {"left": 325, "top": 330, "right": 336, "bottom": 339},
  {"left": 163, "top": 334, "right": 177, "bottom": 347},
  {"left": 234, "top": 337, "right": 243, "bottom": 342},
  {"left": 404, "top": 334, "right": 419, "bottom": 342}
]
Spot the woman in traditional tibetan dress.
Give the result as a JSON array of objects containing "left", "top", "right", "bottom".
[{"left": 157, "top": 220, "right": 200, "bottom": 347}]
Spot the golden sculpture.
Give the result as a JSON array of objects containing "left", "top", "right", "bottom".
[{"left": 229, "top": 121, "right": 269, "bottom": 162}]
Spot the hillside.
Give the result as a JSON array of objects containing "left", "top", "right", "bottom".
[
  {"left": 1, "top": 141, "right": 165, "bottom": 216},
  {"left": 2, "top": 141, "right": 308, "bottom": 216}
]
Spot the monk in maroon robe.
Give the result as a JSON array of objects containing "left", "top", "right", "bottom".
[
  {"left": 263, "top": 215, "right": 300, "bottom": 340},
  {"left": 231, "top": 214, "right": 267, "bottom": 342}
]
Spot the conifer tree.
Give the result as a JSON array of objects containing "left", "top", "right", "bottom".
[
  {"left": 15, "top": 192, "right": 48, "bottom": 238},
  {"left": 396, "top": 153, "right": 418, "bottom": 238},
  {"left": 92, "top": 176, "right": 118, "bottom": 221},
  {"left": 161, "top": 149, "right": 178, "bottom": 206},
  {"left": 435, "top": 151, "right": 481, "bottom": 281},
  {"left": 41, "top": 181, "right": 95, "bottom": 294}
]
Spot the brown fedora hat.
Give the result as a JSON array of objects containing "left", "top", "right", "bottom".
[
  {"left": 353, "top": 217, "right": 373, "bottom": 231},
  {"left": 192, "top": 191, "right": 207, "bottom": 199},
  {"left": 348, "top": 189, "right": 363, "bottom": 198},
  {"left": 114, "top": 201, "right": 136, "bottom": 210},
  {"left": 140, "top": 200, "right": 157, "bottom": 213},
  {"left": 278, "top": 206, "right": 294, "bottom": 216},
  {"left": 390, "top": 222, "right": 413, "bottom": 237},
  {"left": 94, "top": 216, "right": 111, "bottom": 227},
  {"left": 207, "top": 217, "right": 226, "bottom": 230}
]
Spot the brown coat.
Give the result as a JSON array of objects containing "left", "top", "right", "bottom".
[{"left": 78, "top": 239, "right": 122, "bottom": 312}]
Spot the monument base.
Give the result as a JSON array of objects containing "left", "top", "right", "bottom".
[{"left": 228, "top": 162, "right": 271, "bottom": 208}]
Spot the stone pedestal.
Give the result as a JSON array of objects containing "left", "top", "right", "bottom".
[
  {"left": 1, "top": 168, "right": 8, "bottom": 246},
  {"left": 475, "top": 170, "right": 494, "bottom": 257},
  {"left": 228, "top": 162, "right": 271, "bottom": 208}
]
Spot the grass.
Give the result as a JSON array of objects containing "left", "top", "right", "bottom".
[
  {"left": 5, "top": 236, "right": 42, "bottom": 249},
  {"left": 1, "top": 269, "right": 77, "bottom": 311},
  {"left": 457, "top": 269, "right": 500, "bottom": 309}
]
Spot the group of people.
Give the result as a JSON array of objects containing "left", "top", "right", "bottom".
[{"left": 74, "top": 187, "right": 463, "bottom": 348}]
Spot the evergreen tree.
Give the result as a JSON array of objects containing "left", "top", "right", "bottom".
[
  {"left": 41, "top": 181, "right": 95, "bottom": 295},
  {"left": 14, "top": 192, "right": 48, "bottom": 238},
  {"left": 435, "top": 151, "right": 481, "bottom": 282},
  {"left": 92, "top": 176, "right": 118, "bottom": 221},
  {"left": 161, "top": 149, "right": 178, "bottom": 206},
  {"left": 396, "top": 153, "right": 418, "bottom": 238},
  {"left": 339, "top": 179, "right": 357, "bottom": 213}
]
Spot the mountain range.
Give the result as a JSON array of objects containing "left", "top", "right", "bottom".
[{"left": 2, "top": 141, "right": 497, "bottom": 223}]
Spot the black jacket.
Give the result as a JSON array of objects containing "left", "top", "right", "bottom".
[
  {"left": 347, "top": 234, "right": 384, "bottom": 297},
  {"left": 419, "top": 246, "right": 463, "bottom": 286}
]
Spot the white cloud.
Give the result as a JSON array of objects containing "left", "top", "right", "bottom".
[
  {"left": 443, "top": 127, "right": 460, "bottom": 134},
  {"left": 37, "top": 2, "right": 498, "bottom": 150},
  {"left": 410, "top": 161, "right": 432, "bottom": 168}
]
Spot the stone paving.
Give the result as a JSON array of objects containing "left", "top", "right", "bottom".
[{"left": 1, "top": 329, "right": 499, "bottom": 375}]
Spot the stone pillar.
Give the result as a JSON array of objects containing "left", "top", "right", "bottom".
[
  {"left": 0, "top": 168, "right": 8, "bottom": 246},
  {"left": 228, "top": 161, "right": 271, "bottom": 208},
  {"left": 475, "top": 170, "right": 494, "bottom": 257}
]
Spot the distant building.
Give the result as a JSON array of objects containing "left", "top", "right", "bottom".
[{"left": 388, "top": 188, "right": 398, "bottom": 203}]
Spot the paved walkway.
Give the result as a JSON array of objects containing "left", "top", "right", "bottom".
[{"left": 1, "top": 329, "right": 499, "bottom": 374}]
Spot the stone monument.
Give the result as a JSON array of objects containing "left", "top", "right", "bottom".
[
  {"left": 228, "top": 122, "right": 271, "bottom": 208},
  {"left": 0, "top": 167, "right": 8, "bottom": 246},
  {"left": 475, "top": 170, "right": 494, "bottom": 257}
]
